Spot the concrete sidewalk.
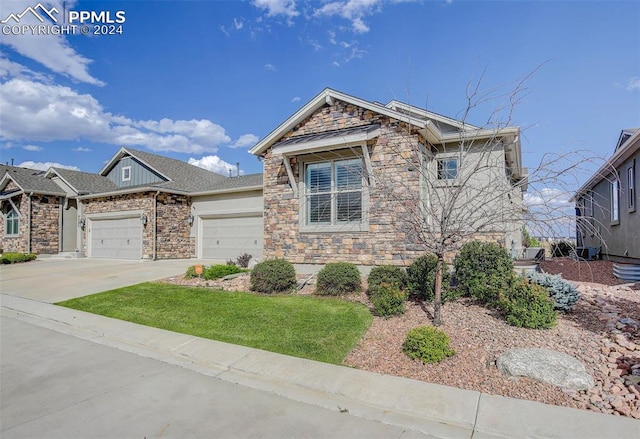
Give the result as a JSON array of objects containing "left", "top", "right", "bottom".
[{"left": 1, "top": 293, "right": 637, "bottom": 439}]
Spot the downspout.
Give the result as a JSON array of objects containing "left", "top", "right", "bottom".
[
  {"left": 153, "top": 191, "right": 160, "bottom": 260},
  {"left": 27, "top": 192, "right": 33, "bottom": 253},
  {"left": 77, "top": 199, "right": 83, "bottom": 255}
]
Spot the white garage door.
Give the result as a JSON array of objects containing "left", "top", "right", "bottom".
[
  {"left": 201, "top": 215, "right": 263, "bottom": 261},
  {"left": 90, "top": 217, "right": 142, "bottom": 259}
]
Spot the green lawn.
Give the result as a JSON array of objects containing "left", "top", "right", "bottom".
[{"left": 57, "top": 283, "right": 373, "bottom": 364}]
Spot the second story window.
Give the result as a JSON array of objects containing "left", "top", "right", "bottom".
[
  {"left": 122, "top": 166, "right": 131, "bottom": 182},
  {"left": 437, "top": 158, "right": 458, "bottom": 180}
]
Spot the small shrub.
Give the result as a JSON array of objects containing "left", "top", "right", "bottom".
[
  {"left": 316, "top": 262, "right": 362, "bottom": 296},
  {"left": 0, "top": 252, "right": 37, "bottom": 264},
  {"left": 403, "top": 326, "right": 455, "bottom": 364},
  {"left": 371, "top": 283, "right": 407, "bottom": 317},
  {"left": 236, "top": 253, "right": 253, "bottom": 268},
  {"left": 497, "top": 278, "right": 557, "bottom": 329},
  {"left": 204, "top": 264, "right": 245, "bottom": 280},
  {"left": 527, "top": 272, "right": 580, "bottom": 313},
  {"left": 407, "top": 255, "right": 454, "bottom": 302},
  {"left": 454, "top": 241, "right": 514, "bottom": 304},
  {"left": 226, "top": 259, "right": 237, "bottom": 266},
  {"left": 367, "top": 265, "right": 408, "bottom": 296},
  {"left": 185, "top": 265, "right": 200, "bottom": 279},
  {"left": 250, "top": 259, "right": 296, "bottom": 294},
  {"left": 551, "top": 240, "right": 575, "bottom": 257}
]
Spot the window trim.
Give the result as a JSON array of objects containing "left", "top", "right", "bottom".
[
  {"left": 628, "top": 162, "right": 636, "bottom": 212},
  {"left": 5, "top": 208, "right": 19, "bottom": 236},
  {"left": 610, "top": 179, "right": 620, "bottom": 225},
  {"left": 299, "top": 154, "right": 369, "bottom": 233},
  {"left": 122, "top": 166, "right": 132, "bottom": 182}
]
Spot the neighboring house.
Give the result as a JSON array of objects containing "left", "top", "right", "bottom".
[
  {"left": 1, "top": 148, "right": 263, "bottom": 261},
  {"left": 250, "top": 88, "right": 527, "bottom": 265},
  {"left": 573, "top": 128, "right": 639, "bottom": 264}
]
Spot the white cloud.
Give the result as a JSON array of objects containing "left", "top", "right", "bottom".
[
  {"left": 73, "top": 147, "right": 92, "bottom": 152},
  {"left": 524, "top": 187, "right": 573, "bottom": 209},
  {"left": 17, "top": 160, "right": 79, "bottom": 171},
  {"left": 332, "top": 61, "right": 340, "bottom": 67},
  {"left": 188, "top": 155, "right": 242, "bottom": 176},
  {"left": 252, "top": 0, "right": 299, "bottom": 19},
  {"left": 0, "top": 76, "right": 253, "bottom": 154},
  {"left": 291, "top": 96, "right": 301, "bottom": 102},
  {"left": 264, "top": 63, "right": 277, "bottom": 71},
  {"left": 314, "top": 0, "right": 382, "bottom": 34},
  {"left": 234, "top": 18, "right": 244, "bottom": 30},
  {"left": 231, "top": 134, "right": 259, "bottom": 148},
  {"left": 23, "top": 144, "right": 42, "bottom": 151},
  {"left": 0, "top": 0, "right": 104, "bottom": 85},
  {"left": 625, "top": 77, "right": 640, "bottom": 91}
]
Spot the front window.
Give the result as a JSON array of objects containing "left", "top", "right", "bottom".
[
  {"left": 122, "top": 166, "right": 131, "bottom": 182},
  {"left": 5, "top": 208, "right": 19, "bottom": 236},
  {"left": 305, "top": 158, "right": 363, "bottom": 225},
  {"left": 437, "top": 158, "right": 458, "bottom": 180},
  {"left": 611, "top": 180, "right": 619, "bottom": 222}
]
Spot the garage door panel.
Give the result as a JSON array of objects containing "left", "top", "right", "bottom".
[
  {"left": 90, "top": 217, "right": 142, "bottom": 260},
  {"left": 201, "top": 216, "right": 263, "bottom": 260}
]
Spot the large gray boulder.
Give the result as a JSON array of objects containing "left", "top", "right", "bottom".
[{"left": 497, "top": 348, "right": 594, "bottom": 391}]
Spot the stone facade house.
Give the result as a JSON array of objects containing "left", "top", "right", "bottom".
[
  {"left": 1, "top": 148, "right": 263, "bottom": 260},
  {"left": 573, "top": 128, "right": 639, "bottom": 269},
  {"left": 250, "top": 88, "right": 527, "bottom": 265}
]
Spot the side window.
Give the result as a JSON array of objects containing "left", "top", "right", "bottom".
[
  {"left": 628, "top": 163, "right": 636, "bottom": 211},
  {"left": 5, "top": 208, "right": 19, "bottom": 236},
  {"left": 611, "top": 180, "right": 620, "bottom": 222},
  {"left": 437, "top": 158, "right": 458, "bottom": 180}
]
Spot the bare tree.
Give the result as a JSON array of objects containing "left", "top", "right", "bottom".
[{"left": 367, "top": 72, "right": 610, "bottom": 326}]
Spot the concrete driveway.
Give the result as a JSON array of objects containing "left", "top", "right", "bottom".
[{"left": 0, "top": 257, "right": 215, "bottom": 302}]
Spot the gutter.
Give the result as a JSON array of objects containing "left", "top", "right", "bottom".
[
  {"left": 187, "top": 185, "right": 264, "bottom": 196},
  {"left": 77, "top": 186, "right": 188, "bottom": 200}
]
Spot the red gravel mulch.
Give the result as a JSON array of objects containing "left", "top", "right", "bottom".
[{"left": 540, "top": 258, "right": 628, "bottom": 286}]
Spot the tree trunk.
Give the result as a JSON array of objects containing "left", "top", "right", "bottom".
[{"left": 433, "top": 255, "right": 443, "bottom": 326}]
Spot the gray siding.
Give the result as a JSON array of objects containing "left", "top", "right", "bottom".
[
  {"left": 106, "top": 156, "right": 166, "bottom": 188},
  {"left": 579, "top": 150, "right": 639, "bottom": 262}
]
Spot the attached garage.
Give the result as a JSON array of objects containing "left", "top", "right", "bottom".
[
  {"left": 89, "top": 216, "right": 142, "bottom": 259},
  {"left": 200, "top": 214, "right": 263, "bottom": 261}
]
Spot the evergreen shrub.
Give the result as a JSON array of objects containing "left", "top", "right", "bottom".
[
  {"left": 403, "top": 326, "right": 455, "bottom": 364},
  {"left": 454, "top": 241, "right": 514, "bottom": 304},
  {"left": 204, "top": 264, "right": 245, "bottom": 280},
  {"left": 250, "top": 259, "right": 297, "bottom": 294},
  {"left": 371, "top": 283, "right": 407, "bottom": 317},
  {"left": 527, "top": 272, "right": 580, "bottom": 312},
  {"left": 316, "top": 262, "right": 361, "bottom": 296},
  {"left": 367, "top": 265, "right": 408, "bottom": 296},
  {"left": 497, "top": 278, "right": 557, "bottom": 329}
]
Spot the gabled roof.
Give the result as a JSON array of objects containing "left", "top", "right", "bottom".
[
  {"left": 572, "top": 128, "right": 640, "bottom": 200},
  {"left": 0, "top": 165, "right": 67, "bottom": 197},
  {"left": 45, "top": 167, "right": 119, "bottom": 195},
  {"left": 249, "top": 87, "right": 521, "bottom": 158},
  {"left": 99, "top": 147, "right": 228, "bottom": 193}
]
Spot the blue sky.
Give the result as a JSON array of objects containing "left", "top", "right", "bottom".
[{"left": 1, "top": 0, "right": 638, "bottom": 185}]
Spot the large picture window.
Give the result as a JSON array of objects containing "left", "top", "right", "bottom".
[
  {"left": 305, "top": 158, "right": 363, "bottom": 225},
  {"left": 5, "top": 208, "right": 19, "bottom": 236}
]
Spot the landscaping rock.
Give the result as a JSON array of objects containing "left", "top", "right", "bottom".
[{"left": 497, "top": 348, "right": 594, "bottom": 391}]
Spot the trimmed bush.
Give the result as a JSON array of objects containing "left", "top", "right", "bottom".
[
  {"left": 527, "top": 272, "right": 580, "bottom": 313},
  {"left": 204, "top": 264, "right": 245, "bottom": 280},
  {"left": 316, "top": 262, "right": 362, "bottom": 296},
  {"left": 497, "top": 278, "right": 557, "bottom": 329},
  {"left": 367, "top": 265, "right": 408, "bottom": 296},
  {"left": 0, "top": 252, "right": 37, "bottom": 264},
  {"left": 403, "top": 326, "right": 455, "bottom": 364},
  {"left": 371, "top": 283, "right": 407, "bottom": 317},
  {"left": 454, "top": 241, "right": 514, "bottom": 304},
  {"left": 407, "top": 254, "right": 454, "bottom": 302},
  {"left": 250, "top": 259, "right": 297, "bottom": 294}
]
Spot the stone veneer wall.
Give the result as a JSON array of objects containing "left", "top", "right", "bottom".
[
  {"left": 155, "top": 193, "right": 193, "bottom": 259},
  {"left": 263, "top": 99, "right": 509, "bottom": 266},
  {"left": 81, "top": 191, "right": 194, "bottom": 259},
  {"left": 264, "top": 99, "right": 425, "bottom": 266},
  {"left": 30, "top": 194, "right": 60, "bottom": 254},
  {"left": 1, "top": 185, "right": 60, "bottom": 254}
]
